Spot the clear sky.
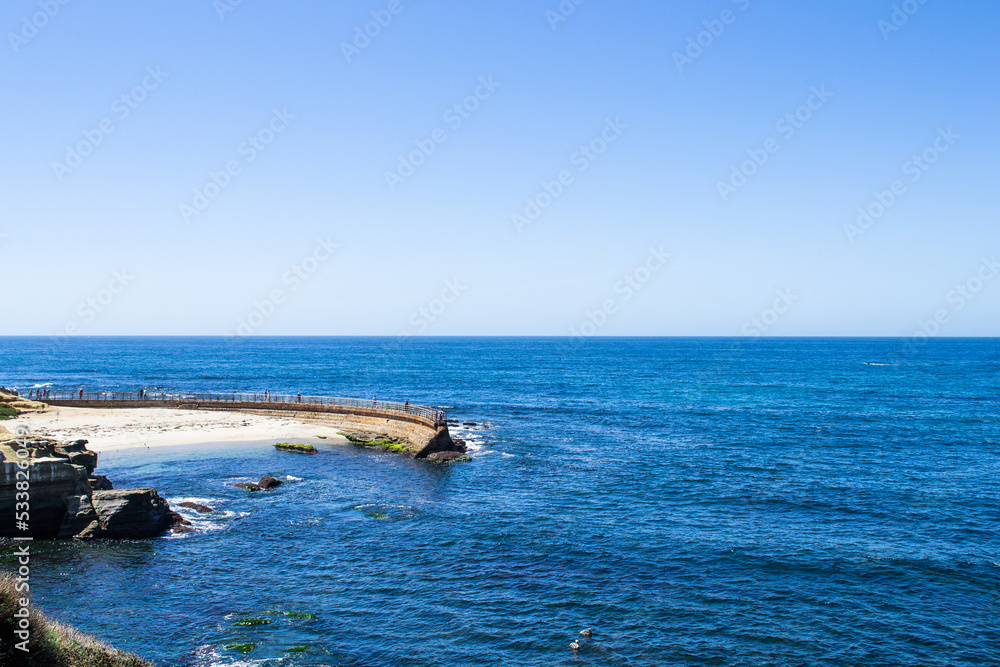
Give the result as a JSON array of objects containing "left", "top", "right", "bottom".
[{"left": 1, "top": 0, "right": 997, "bottom": 336}]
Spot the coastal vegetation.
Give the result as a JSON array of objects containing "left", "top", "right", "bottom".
[
  {"left": 0, "top": 390, "right": 46, "bottom": 420},
  {"left": 0, "top": 574, "right": 150, "bottom": 666}
]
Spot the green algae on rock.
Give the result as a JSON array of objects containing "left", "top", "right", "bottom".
[
  {"left": 226, "top": 642, "right": 258, "bottom": 654},
  {"left": 274, "top": 442, "right": 318, "bottom": 454}
]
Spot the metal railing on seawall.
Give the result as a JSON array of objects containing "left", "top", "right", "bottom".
[{"left": 41, "top": 391, "right": 447, "bottom": 427}]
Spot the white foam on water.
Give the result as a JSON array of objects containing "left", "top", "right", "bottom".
[
  {"left": 190, "top": 520, "right": 228, "bottom": 532},
  {"left": 448, "top": 419, "right": 498, "bottom": 457},
  {"left": 285, "top": 475, "right": 303, "bottom": 481},
  {"left": 166, "top": 496, "right": 246, "bottom": 534},
  {"left": 462, "top": 438, "right": 487, "bottom": 454},
  {"left": 192, "top": 645, "right": 272, "bottom": 667},
  {"left": 169, "top": 496, "right": 219, "bottom": 506}
]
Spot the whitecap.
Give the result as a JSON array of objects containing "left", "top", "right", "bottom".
[
  {"left": 189, "top": 520, "right": 228, "bottom": 532},
  {"left": 169, "top": 496, "right": 219, "bottom": 506}
]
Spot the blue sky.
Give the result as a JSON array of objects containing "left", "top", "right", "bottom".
[{"left": 1, "top": 0, "right": 997, "bottom": 336}]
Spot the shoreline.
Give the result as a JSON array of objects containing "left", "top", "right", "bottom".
[{"left": 5, "top": 406, "right": 351, "bottom": 453}]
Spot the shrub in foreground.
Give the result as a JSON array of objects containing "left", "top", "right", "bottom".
[{"left": 0, "top": 573, "right": 150, "bottom": 667}]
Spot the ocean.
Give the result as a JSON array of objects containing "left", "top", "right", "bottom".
[{"left": 1, "top": 337, "right": 998, "bottom": 666}]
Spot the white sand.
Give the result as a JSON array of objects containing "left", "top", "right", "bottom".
[{"left": 7, "top": 406, "right": 349, "bottom": 452}]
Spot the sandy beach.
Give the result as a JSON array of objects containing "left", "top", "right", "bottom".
[{"left": 6, "top": 406, "right": 350, "bottom": 452}]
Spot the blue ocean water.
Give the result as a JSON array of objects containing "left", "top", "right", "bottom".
[{"left": 1, "top": 337, "right": 998, "bottom": 666}]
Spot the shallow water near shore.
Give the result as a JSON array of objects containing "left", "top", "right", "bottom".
[{"left": 2, "top": 337, "right": 999, "bottom": 666}]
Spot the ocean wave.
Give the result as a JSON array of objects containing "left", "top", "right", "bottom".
[
  {"left": 169, "top": 496, "right": 219, "bottom": 506},
  {"left": 167, "top": 496, "right": 247, "bottom": 534},
  {"left": 449, "top": 421, "right": 494, "bottom": 456},
  {"left": 190, "top": 645, "right": 271, "bottom": 667}
]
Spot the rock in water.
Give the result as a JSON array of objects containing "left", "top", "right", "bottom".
[
  {"left": 89, "top": 489, "right": 174, "bottom": 539},
  {"left": 57, "top": 494, "right": 100, "bottom": 539},
  {"left": 167, "top": 510, "right": 191, "bottom": 527},
  {"left": 258, "top": 475, "right": 283, "bottom": 489},
  {"left": 178, "top": 501, "right": 213, "bottom": 513},
  {"left": 233, "top": 482, "right": 261, "bottom": 491},
  {"left": 1, "top": 436, "right": 178, "bottom": 540},
  {"left": 424, "top": 451, "right": 472, "bottom": 464},
  {"left": 274, "top": 442, "right": 318, "bottom": 454}
]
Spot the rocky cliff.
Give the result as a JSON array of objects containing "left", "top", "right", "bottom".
[{"left": 0, "top": 426, "right": 182, "bottom": 540}]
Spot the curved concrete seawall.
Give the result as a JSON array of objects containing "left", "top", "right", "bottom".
[{"left": 42, "top": 392, "right": 459, "bottom": 459}]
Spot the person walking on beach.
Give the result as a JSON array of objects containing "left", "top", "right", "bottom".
[
  {"left": 79, "top": 388, "right": 83, "bottom": 399},
  {"left": 372, "top": 395, "right": 377, "bottom": 408},
  {"left": 297, "top": 392, "right": 301, "bottom": 403},
  {"left": 404, "top": 400, "right": 409, "bottom": 413}
]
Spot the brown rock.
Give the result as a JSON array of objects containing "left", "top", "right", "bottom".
[
  {"left": 75, "top": 520, "right": 103, "bottom": 540},
  {"left": 54, "top": 439, "right": 98, "bottom": 473},
  {"left": 90, "top": 489, "right": 174, "bottom": 538},
  {"left": 258, "top": 475, "right": 283, "bottom": 489},
  {"left": 1, "top": 451, "right": 93, "bottom": 538},
  {"left": 89, "top": 474, "right": 113, "bottom": 490},
  {"left": 57, "top": 494, "right": 99, "bottom": 538},
  {"left": 425, "top": 451, "right": 472, "bottom": 464},
  {"left": 167, "top": 510, "right": 192, "bottom": 527},
  {"left": 178, "top": 501, "right": 213, "bottom": 513},
  {"left": 233, "top": 482, "right": 260, "bottom": 491}
]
